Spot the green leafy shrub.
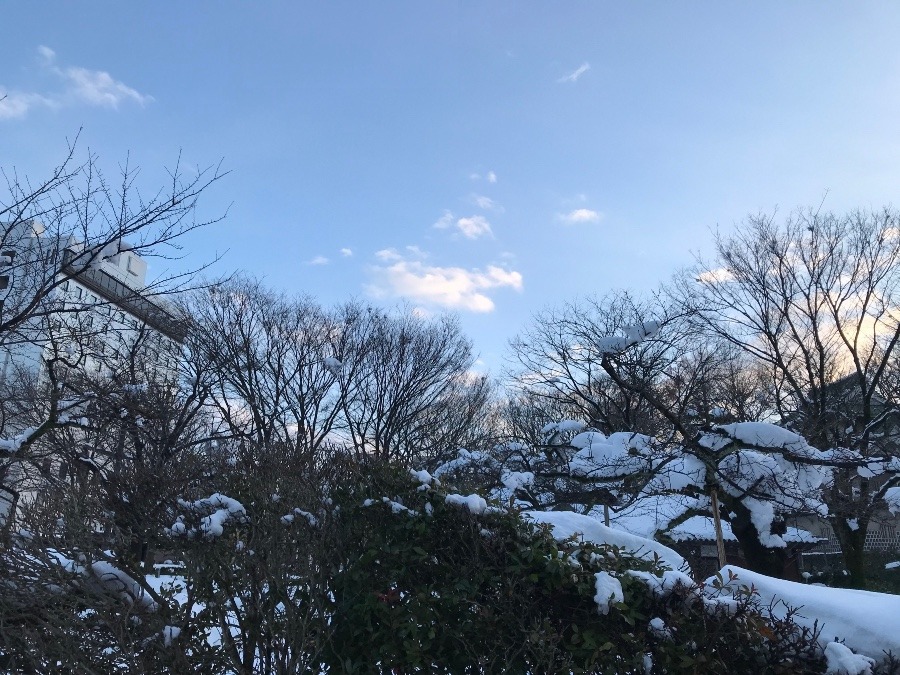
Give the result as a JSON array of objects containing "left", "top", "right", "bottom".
[
  {"left": 320, "top": 463, "right": 828, "bottom": 674},
  {"left": 55, "top": 455, "right": 838, "bottom": 673}
]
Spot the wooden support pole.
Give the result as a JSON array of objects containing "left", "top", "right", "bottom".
[{"left": 710, "top": 488, "right": 727, "bottom": 570}]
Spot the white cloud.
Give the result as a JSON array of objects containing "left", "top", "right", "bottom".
[
  {"left": 375, "top": 248, "right": 403, "bottom": 262},
  {"left": 472, "top": 194, "right": 502, "bottom": 211},
  {"left": 0, "top": 91, "right": 52, "bottom": 120},
  {"left": 696, "top": 267, "right": 734, "bottom": 284},
  {"left": 434, "top": 211, "right": 493, "bottom": 239},
  {"left": 368, "top": 258, "right": 523, "bottom": 313},
  {"left": 432, "top": 210, "right": 455, "bottom": 229},
  {"left": 469, "top": 170, "right": 497, "bottom": 183},
  {"left": 62, "top": 66, "right": 152, "bottom": 108},
  {"left": 455, "top": 215, "right": 493, "bottom": 239},
  {"left": 307, "top": 255, "right": 330, "bottom": 265},
  {"left": 0, "top": 46, "right": 152, "bottom": 121},
  {"left": 37, "top": 45, "right": 56, "bottom": 65},
  {"left": 340, "top": 247, "right": 353, "bottom": 257},
  {"left": 560, "top": 208, "right": 602, "bottom": 224},
  {"left": 558, "top": 62, "right": 591, "bottom": 83}
]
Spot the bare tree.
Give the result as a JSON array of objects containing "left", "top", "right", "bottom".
[
  {"left": 0, "top": 137, "right": 225, "bottom": 345},
  {"left": 1, "top": 139, "right": 226, "bottom": 525},
  {"left": 676, "top": 207, "right": 900, "bottom": 586},
  {"left": 335, "top": 303, "right": 485, "bottom": 464},
  {"left": 0, "top": 139, "right": 227, "bottom": 668},
  {"left": 188, "top": 278, "right": 343, "bottom": 458},
  {"left": 506, "top": 292, "right": 762, "bottom": 439}
]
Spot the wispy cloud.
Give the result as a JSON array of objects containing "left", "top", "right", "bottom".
[
  {"left": 340, "top": 247, "right": 353, "bottom": 257},
  {"left": 696, "top": 268, "right": 734, "bottom": 284},
  {"left": 558, "top": 62, "right": 591, "bottom": 83},
  {"left": 0, "top": 45, "right": 152, "bottom": 121},
  {"left": 0, "top": 92, "right": 52, "bottom": 120},
  {"left": 37, "top": 45, "right": 55, "bottom": 65},
  {"left": 456, "top": 215, "right": 493, "bottom": 239},
  {"left": 432, "top": 210, "right": 455, "bottom": 230},
  {"left": 469, "top": 170, "right": 498, "bottom": 183},
  {"left": 307, "top": 255, "right": 330, "bottom": 265},
  {"left": 472, "top": 194, "right": 502, "bottom": 211},
  {"left": 560, "top": 208, "right": 602, "bottom": 224},
  {"left": 375, "top": 248, "right": 403, "bottom": 262},
  {"left": 63, "top": 67, "right": 152, "bottom": 108},
  {"left": 367, "top": 253, "right": 523, "bottom": 313},
  {"left": 404, "top": 245, "right": 428, "bottom": 258},
  {"left": 434, "top": 211, "right": 494, "bottom": 239}
]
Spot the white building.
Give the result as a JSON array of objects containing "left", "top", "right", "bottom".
[
  {"left": 0, "top": 219, "right": 188, "bottom": 523},
  {"left": 0, "top": 219, "right": 187, "bottom": 382}
]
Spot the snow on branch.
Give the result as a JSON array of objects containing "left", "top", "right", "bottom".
[
  {"left": 44, "top": 549, "right": 158, "bottom": 611},
  {"left": 0, "top": 426, "right": 39, "bottom": 454},
  {"left": 169, "top": 493, "right": 247, "bottom": 538},
  {"left": 595, "top": 320, "right": 662, "bottom": 355}
]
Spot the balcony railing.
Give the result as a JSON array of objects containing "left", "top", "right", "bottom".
[{"left": 61, "top": 249, "right": 189, "bottom": 343}]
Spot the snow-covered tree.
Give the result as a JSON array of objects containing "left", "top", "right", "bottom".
[{"left": 677, "top": 207, "right": 900, "bottom": 586}]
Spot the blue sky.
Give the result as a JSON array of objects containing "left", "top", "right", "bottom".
[{"left": 3, "top": 3, "right": 900, "bottom": 372}]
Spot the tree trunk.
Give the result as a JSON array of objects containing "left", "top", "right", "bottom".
[
  {"left": 830, "top": 517, "right": 868, "bottom": 589},
  {"left": 728, "top": 501, "right": 789, "bottom": 578}
]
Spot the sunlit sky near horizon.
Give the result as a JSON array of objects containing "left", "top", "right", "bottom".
[{"left": 3, "top": 3, "right": 900, "bottom": 373}]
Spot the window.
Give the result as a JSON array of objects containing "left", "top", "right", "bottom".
[
  {"left": 126, "top": 255, "right": 138, "bottom": 275},
  {"left": 0, "top": 276, "right": 8, "bottom": 290},
  {"left": 1, "top": 250, "right": 13, "bottom": 265}
]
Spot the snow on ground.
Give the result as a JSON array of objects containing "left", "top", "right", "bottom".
[
  {"left": 886, "top": 486, "right": 900, "bottom": 515},
  {"left": 707, "top": 565, "right": 900, "bottom": 663},
  {"left": 524, "top": 510, "right": 689, "bottom": 572},
  {"left": 824, "top": 641, "right": 876, "bottom": 675},
  {"left": 145, "top": 574, "right": 224, "bottom": 647}
]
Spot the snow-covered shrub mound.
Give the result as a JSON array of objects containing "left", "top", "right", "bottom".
[
  {"left": 524, "top": 509, "right": 689, "bottom": 573},
  {"left": 707, "top": 565, "right": 900, "bottom": 666}
]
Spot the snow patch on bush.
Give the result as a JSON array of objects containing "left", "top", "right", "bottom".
[{"left": 593, "top": 571, "right": 623, "bottom": 615}]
